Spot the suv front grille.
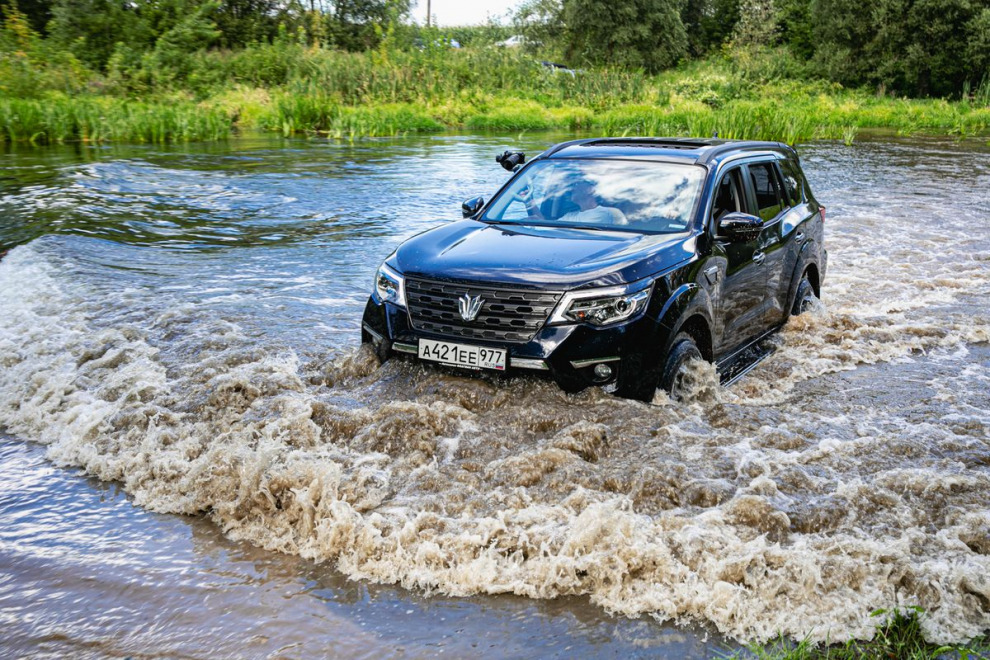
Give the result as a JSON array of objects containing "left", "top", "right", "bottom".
[{"left": 405, "top": 278, "right": 563, "bottom": 344}]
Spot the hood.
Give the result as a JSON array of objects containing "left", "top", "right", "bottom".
[{"left": 392, "top": 220, "right": 696, "bottom": 289}]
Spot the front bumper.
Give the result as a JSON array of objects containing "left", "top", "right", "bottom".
[{"left": 360, "top": 295, "right": 666, "bottom": 391}]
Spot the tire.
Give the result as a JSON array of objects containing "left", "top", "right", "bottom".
[
  {"left": 361, "top": 330, "right": 392, "bottom": 364},
  {"left": 614, "top": 352, "right": 663, "bottom": 402},
  {"left": 658, "top": 332, "right": 704, "bottom": 402},
  {"left": 791, "top": 275, "right": 818, "bottom": 316}
]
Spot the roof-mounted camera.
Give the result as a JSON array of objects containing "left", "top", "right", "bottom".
[{"left": 495, "top": 151, "right": 525, "bottom": 172}]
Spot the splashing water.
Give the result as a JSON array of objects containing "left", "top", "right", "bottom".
[{"left": 0, "top": 135, "right": 988, "bottom": 650}]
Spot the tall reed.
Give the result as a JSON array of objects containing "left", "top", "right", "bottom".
[{"left": 0, "top": 96, "right": 233, "bottom": 144}]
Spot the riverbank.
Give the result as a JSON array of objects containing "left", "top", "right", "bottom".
[{"left": 2, "top": 48, "right": 988, "bottom": 145}]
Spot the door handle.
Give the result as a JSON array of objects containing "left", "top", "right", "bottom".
[
  {"left": 795, "top": 231, "right": 805, "bottom": 243},
  {"left": 753, "top": 251, "right": 766, "bottom": 265}
]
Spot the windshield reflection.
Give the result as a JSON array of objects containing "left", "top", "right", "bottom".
[{"left": 482, "top": 160, "right": 705, "bottom": 233}]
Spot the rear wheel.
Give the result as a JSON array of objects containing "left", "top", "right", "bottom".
[
  {"left": 791, "top": 275, "right": 818, "bottom": 315},
  {"left": 659, "top": 333, "right": 704, "bottom": 402}
]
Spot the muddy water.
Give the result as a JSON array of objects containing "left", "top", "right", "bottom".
[{"left": 0, "top": 135, "right": 988, "bottom": 656}]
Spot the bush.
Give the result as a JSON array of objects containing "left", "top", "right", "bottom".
[{"left": 0, "top": 5, "right": 93, "bottom": 97}]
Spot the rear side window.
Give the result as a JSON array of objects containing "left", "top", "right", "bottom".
[
  {"left": 778, "top": 158, "right": 804, "bottom": 206},
  {"left": 748, "top": 162, "right": 785, "bottom": 221}
]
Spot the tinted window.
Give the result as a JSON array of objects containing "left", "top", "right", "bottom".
[
  {"left": 778, "top": 159, "right": 803, "bottom": 206},
  {"left": 711, "top": 167, "right": 745, "bottom": 224},
  {"left": 748, "top": 162, "right": 784, "bottom": 222}
]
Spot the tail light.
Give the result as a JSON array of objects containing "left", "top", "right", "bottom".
[{"left": 819, "top": 206, "right": 826, "bottom": 223}]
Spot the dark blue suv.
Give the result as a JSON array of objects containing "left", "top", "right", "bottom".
[{"left": 361, "top": 138, "right": 826, "bottom": 401}]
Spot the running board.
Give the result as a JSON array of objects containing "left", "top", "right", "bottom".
[
  {"left": 716, "top": 330, "right": 779, "bottom": 388},
  {"left": 719, "top": 345, "right": 775, "bottom": 387}
]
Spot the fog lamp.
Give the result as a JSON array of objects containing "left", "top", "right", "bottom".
[{"left": 594, "top": 363, "right": 613, "bottom": 380}]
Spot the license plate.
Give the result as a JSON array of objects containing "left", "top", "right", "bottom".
[{"left": 418, "top": 338, "right": 506, "bottom": 371}]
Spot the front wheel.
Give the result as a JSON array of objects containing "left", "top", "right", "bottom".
[{"left": 659, "top": 333, "right": 704, "bottom": 402}]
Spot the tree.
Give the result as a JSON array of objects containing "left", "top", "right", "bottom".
[
  {"left": 966, "top": 6, "right": 990, "bottom": 92},
  {"left": 562, "top": 0, "right": 687, "bottom": 72},
  {"left": 323, "top": 0, "right": 409, "bottom": 50},
  {"left": 48, "top": 0, "right": 147, "bottom": 69},
  {"left": 808, "top": 0, "right": 989, "bottom": 97},
  {"left": 211, "top": 0, "right": 281, "bottom": 48},
  {"left": 151, "top": 0, "right": 220, "bottom": 81},
  {"left": 681, "top": 0, "right": 742, "bottom": 57},
  {"left": 0, "top": 0, "right": 53, "bottom": 34},
  {"left": 734, "top": 0, "right": 777, "bottom": 47},
  {"left": 512, "top": 0, "right": 565, "bottom": 53}
]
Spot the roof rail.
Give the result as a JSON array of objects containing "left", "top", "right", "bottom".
[
  {"left": 696, "top": 141, "right": 790, "bottom": 164},
  {"left": 541, "top": 138, "right": 599, "bottom": 158},
  {"left": 581, "top": 138, "right": 715, "bottom": 150}
]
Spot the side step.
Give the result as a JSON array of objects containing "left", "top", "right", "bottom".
[{"left": 718, "top": 341, "right": 776, "bottom": 387}]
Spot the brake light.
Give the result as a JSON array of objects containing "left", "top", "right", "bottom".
[{"left": 819, "top": 206, "right": 826, "bottom": 223}]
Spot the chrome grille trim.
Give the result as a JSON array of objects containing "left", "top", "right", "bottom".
[{"left": 405, "top": 278, "right": 563, "bottom": 344}]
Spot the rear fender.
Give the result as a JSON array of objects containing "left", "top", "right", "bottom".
[{"left": 784, "top": 240, "right": 821, "bottom": 313}]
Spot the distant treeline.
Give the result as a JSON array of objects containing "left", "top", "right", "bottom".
[
  {"left": 520, "top": 0, "right": 989, "bottom": 98},
  {"left": 1, "top": 0, "right": 988, "bottom": 99}
]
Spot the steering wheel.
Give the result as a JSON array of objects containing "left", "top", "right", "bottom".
[{"left": 511, "top": 186, "right": 544, "bottom": 219}]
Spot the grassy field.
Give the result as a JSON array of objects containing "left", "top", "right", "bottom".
[
  {"left": 2, "top": 46, "right": 989, "bottom": 145},
  {"left": 721, "top": 609, "right": 989, "bottom": 660}
]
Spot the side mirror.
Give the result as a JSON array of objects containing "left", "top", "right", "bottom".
[
  {"left": 495, "top": 151, "right": 525, "bottom": 172},
  {"left": 462, "top": 196, "right": 485, "bottom": 218},
  {"left": 717, "top": 212, "right": 763, "bottom": 242}
]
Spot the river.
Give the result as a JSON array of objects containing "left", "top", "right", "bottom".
[{"left": 1, "top": 134, "right": 988, "bottom": 658}]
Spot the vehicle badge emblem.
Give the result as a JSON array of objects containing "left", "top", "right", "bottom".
[{"left": 457, "top": 293, "right": 484, "bottom": 322}]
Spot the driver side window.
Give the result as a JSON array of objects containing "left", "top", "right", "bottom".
[{"left": 711, "top": 167, "right": 744, "bottom": 227}]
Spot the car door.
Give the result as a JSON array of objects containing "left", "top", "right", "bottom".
[
  {"left": 710, "top": 165, "right": 767, "bottom": 355},
  {"left": 745, "top": 160, "right": 789, "bottom": 326}
]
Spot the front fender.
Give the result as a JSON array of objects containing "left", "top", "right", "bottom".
[{"left": 657, "top": 282, "right": 715, "bottom": 354}]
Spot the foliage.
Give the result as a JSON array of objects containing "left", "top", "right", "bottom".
[
  {"left": 719, "top": 607, "right": 990, "bottom": 659},
  {"left": 0, "top": 4, "right": 91, "bottom": 97},
  {"left": 48, "top": 0, "right": 147, "bottom": 70},
  {"left": 681, "top": 0, "right": 741, "bottom": 57},
  {"left": 211, "top": 0, "right": 283, "bottom": 48},
  {"left": 734, "top": 0, "right": 778, "bottom": 47},
  {"left": 0, "top": 94, "right": 233, "bottom": 143},
  {"left": 806, "top": 0, "right": 990, "bottom": 97},
  {"left": 562, "top": 0, "right": 688, "bottom": 72},
  {"left": 512, "top": 0, "right": 565, "bottom": 54},
  {"left": 150, "top": 0, "right": 221, "bottom": 84},
  {"left": 322, "top": 0, "right": 410, "bottom": 51},
  {"left": 0, "top": 0, "right": 51, "bottom": 34},
  {"left": 439, "top": 22, "right": 514, "bottom": 47},
  {"left": 1, "top": 0, "right": 989, "bottom": 145}
]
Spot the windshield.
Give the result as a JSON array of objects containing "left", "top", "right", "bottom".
[{"left": 482, "top": 159, "right": 706, "bottom": 233}]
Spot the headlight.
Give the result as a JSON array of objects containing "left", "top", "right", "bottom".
[
  {"left": 374, "top": 262, "right": 406, "bottom": 307},
  {"left": 549, "top": 280, "right": 652, "bottom": 326}
]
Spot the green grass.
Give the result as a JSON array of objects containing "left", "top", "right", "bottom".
[
  {"left": 1, "top": 45, "right": 988, "bottom": 144},
  {"left": 721, "top": 608, "right": 990, "bottom": 660},
  {"left": 0, "top": 95, "right": 234, "bottom": 144}
]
